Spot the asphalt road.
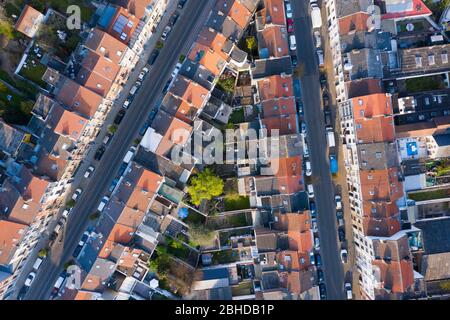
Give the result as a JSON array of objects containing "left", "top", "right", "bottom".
[
  {"left": 291, "top": 0, "right": 345, "bottom": 300},
  {"left": 25, "top": 0, "right": 213, "bottom": 300}
]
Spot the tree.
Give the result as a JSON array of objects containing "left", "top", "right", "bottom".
[
  {"left": 108, "top": 124, "right": 118, "bottom": 134},
  {"left": 0, "top": 20, "right": 14, "bottom": 40},
  {"left": 246, "top": 36, "right": 257, "bottom": 52},
  {"left": 187, "top": 168, "right": 224, "bottom": 206},
  {"left": 440, "top": 280, "right": 450, "bottom": 292},
  {"left": 187, "top": 223, "right": 216, "bottom": 247},
  {"left": 148, "top": 250, "right": 171, "bottom": 279}
]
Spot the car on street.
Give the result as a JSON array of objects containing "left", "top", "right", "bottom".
[
  {"left": 285, "top": 2, "right": 293, "bottom": 19},
  {"left": 320, "top": 73, "right": 327, "bottom": 90},
  {"left": 161, "top": 26, "right": 172, "bottom": 41},
  {"left": 84, "top": 165, "right": 95, "bottom": 178},
  {"left": 324, "top": 110, "right": 331, "bottom": 126},
  {"left": 94, "top": 145, "right": 106, "bottom": 161},
  {"left": 335, "top": 194, "right": 342, "bottom": 210},
  {"left": 301, "top": 122, "right": 307, "bottom": 134},
  {"left": 169, "top": 12, "right": 180, "bottom": 26},
  {"left": 345, "top": 282, "right": 352, "bottom": 300},
  {"left": 305, "top": 160, "right": 312, "bottom": 176},
  {"left": 296, "top": 100, "right": 303, "bottom": 115},
  {"left": 289, "top": 34, "right": 297, "bottom": 51},
  {"left": 71, "top": 188, "right": 82, "bottom": 201},
  {"left": 50, "top": 273, "right": 67, "bottom": 299},
  {"left": 338, "top": 227, "right": 346, "bottom": 242},
  {"left": 291, "top": 54, "right": 298, "bottom": 67},
  {"left": 287, "top": 18, "right": 294, "bottom": 33},
  {"left": 123, "top": 98, "right": 132, "bottom": 109},
  {"left": 309, "top": 251, "right": 315, "bottom": 265},
  {"left": 317, "top": 269, "right": 324, "bottom": 284},
  {"left": 62, "top": 208, "right": 72, "bottom": 219},
  {"left": 33, "top": 257, "right": 43, "bottom": 271},
  {"left": 97, "top": 196, "right": 110, "bottom": 212},
  {"left": 307, "top": 184, "right": 315, "bottom": 198},
  {"left": 336, "top": 210, "right": 344, "bottom": 227},
  {"left": 316, "top": 49, "right": 324, "bottom": 67},
  {"left": 178, "top": 0, "right": 187, "bottom": 9},
  {"left": 138, "top": 67, "right": 149, "bottom": 81},
  {"left": 322, "top": 91, "right": 330, "bottom": 107},
  {"left": 314, "top": 236, "right": 320, "bottom": 250},
  {"left": 24, "top": 272, "right": 36, "bottom": 287},
  {"left": 310, "top": 201, "right": 317, "bottom": 219},
  {"left": 79, "top": 231, "right": 90, "bottom": 247},
  {"left": 315, "top": 253, "right": 322, "bottom": 267},
  {"left": 148, "top": 49, "right": 160, "bottom": 65},
  {"left": 114, "top": 109, "right": 126, "bottom": 125},
  {"left": 314, "top": 30, "right": 321, "bottom": 48},
  {"left": 341, "top": 249, "right": 348, "bottom": 264},
  {"left": 172, "top": 62, "right": 182, "bottom": 78},
  {"left": 311, "top": 220, "right": 318, "bottom": 233},
  {"left": 319, "top": 283, "right": 327, "bottom": 300}
]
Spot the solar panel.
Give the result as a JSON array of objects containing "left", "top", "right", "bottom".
[{"left": 113, "top": 15, "right": 128, "bottom": 34}]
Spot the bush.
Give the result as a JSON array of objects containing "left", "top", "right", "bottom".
[{"left": 66, "top": 199, "right": 76, "bottom": 208}]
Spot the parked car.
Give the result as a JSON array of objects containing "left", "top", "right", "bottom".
[
  {"left": 316, "top": 49, "right": 324, "bottom": 67},
  {"left": 309, "top": 251, "right": 315, "bottom": 265},
  {"left": 324, "top": 110, "right": 331, "bottom": 126},
  {"left": 84, "top": 165, "right": 95, "bottom": 178},
  {"left": 315, "top": 253, "right": 322, "bottom": 267},
  {"left": 317, "top": 269, "right": 324, "bottom": 284},
  {"left": 345, "top": 282, "right": 352, "bottom": 300},
  {"left": 169, "top": 11, "right": 180, "bottom": 26},
  {"left": 336, "top": 210, "right": 344, "bottom": 227},
  {"left": 287, "top": 18, "right": 294, "bottom": 33},
  {"left": 307, "top": 184, "right": 315, "bottom": 199},
  {"left": 309, "top": 202, "right": 317, "bottom": 219},
  {"left": 335, "top": 194, "right": 342, "bottom": 210},
  {"left": 289, "top": 34, "right": 297, "bottom": 51},
  {"left": 161, "top": 26, "right": 172, "bottom": 41},
  {"left": 322, "top": 91, "right": 330, "bottom": 107},
  {"left": 138, "top": 67, "right": 149, "bottom": 81},
  {"left": 319, "top": 283, "right": 327, "bottom": 300},
  {"left": 71, "top": 188, "right": 82, "bottom": 201},
  {"left": 114, "top": 109, "right": 126, "bottom": 125},
  {"left": 24, "top": 272, "right": 36, "bottom": 287},
  {"left": 314, "top": 236, "right": 320, "bottom": 250},
  {"left": 102, "top": 133, "right": 113, "bottom": 145},
  {"left": 291, "top": 54, "right": 298, "bottom": 67},
  {"left": 314, "top": 30, "right": 321, "bottom": 48},
  {"left": 50, "top": 274, "right": 67, "bottom": 299},
  {"left": 94, "top": 145, "right": 106, "bottom": 161},
  {"left": 338, "top": 227, "right": 346, "bottom": 242},
  {"left": 62, "top": 208, "right": 72, "bottom": 219},
  {"left": 320, "top": 73, "right": 327, "bottom": 90},
  {"left": 305, "top": 160, "right": 312, "bottom": 176},
  {"left": 148, "top": 49, "right": 160, "bottom": 65},
  {"left": 285, "top": 2, "right": 293, "bottom": 19},
  {"left": 178, "top": 0, "right": 187, "bottom": 9},
  {"left": 301, "top": 122, "right": 307, "bottom": 134},
  {"left": 122, "top": 98, "right": 132, "bottom": 109},
  {"left": 171, "top": 62, "right": 182, "bottom": 78},
  {"left": 79, "top": 231, "right": 90, "bottom": 247},
  {"left": 341, "top": 249, "right": 348, "bottom": 264},
  {"left": 97, "top": 196, "right": 110, "bottom": 212},
  {"left": 296, "top": 100, "right": 304, "bottom": 115},
  {"left": 32, "top": 257, "right": 43, "bottom": 271}
]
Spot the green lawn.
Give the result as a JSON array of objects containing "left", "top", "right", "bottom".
[
  {"left": 224, "top": 194, "right": 250, "bottom": 211},
  {"left": 231, "top": 281, "right": 254, "bottom": 296},
  {"left": 19, "top": 62, "right": 47, "bottom": 88},
  {"left": 405, "top": 76, "right": 445, "bottom": 93},
  {"left": 408, "top": 189, "right": 450, "bottom": 202},
  {"left": 0, "top": 82, "right": 34, "bottom": 125},
  {"left": 211, "top": 249, "right": 239, "bottom": 264},
  {"left": 165, "top": 237, "right": 191, "bottom": 260}
]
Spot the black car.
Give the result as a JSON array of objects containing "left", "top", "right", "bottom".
[
  {"left": 296, "top": 100, "right": 303, "bottom": 115},
  {"left": 114, "top": 109, "right": 126, "bottom": 125},
  {"left": 148, "top": 49, "right": 160, "bottom": 65},
  {"left": 320, "top": 73, "right": 327, "bottom": 90},
  {"left": 315, "top": 253, "right": 322, "bottom": 267},
  {"left": 162, "top": 79, "right": 171, "bottom": 94},
  {"left": 169, "top": 12, "right": 180, "bottom": 26},
  {"left": 310, "top": 201, "right": 317, "bottom": 219},
  {"left": 317, "top": 269, "right": 325, "bottom": 284},
  {"left": 322, "top": 92, "right": 330, "bottom": 107},
  {"left": 94, "top": 145, "right": 106, "bottom": 161},
  {"left": 324, "top": 110, "right": 331, "bottom": 126},
  {"left": 338, "top": 227, "right": 346, "bottom": 242},
  {"left": 291, "top": 55, "right": 298, "bottom": 67},
  {"left": 178, "top": 0, "right": 187, "bottom": 9},
  {"left": 319, "top": 283, "right": 327, "bottom": 300}
]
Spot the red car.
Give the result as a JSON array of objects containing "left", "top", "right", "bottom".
[{"left": 287, "top": 18, "right": 294, "bottom": 33}]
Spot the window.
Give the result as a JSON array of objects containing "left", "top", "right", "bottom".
[{"left": 442, "top": 52, "right": 448, "bottom": 64}]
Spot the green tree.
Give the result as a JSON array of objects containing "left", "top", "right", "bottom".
[
  {"left": 246, "top": 36, "right": 257, "bottom": 52},
  {"left": 148, "top": 250, "right": 171, "bottom": 279},
  {"left": 187, "top": 168, "right": 224, "bottom": 206},
  {"left": 0, "top": 20, "right": 14, "bottom": 40},
  {"left": 108, "top": 124, "right": 118, "bottom": 134}
]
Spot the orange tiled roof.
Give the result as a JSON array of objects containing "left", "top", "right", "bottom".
[
  {"left": 372, "top": 259, "right": 414, "bottom": 293},
  {"left": 98, "top": 240, "right": 117, "bottom": 259},
  {"left": 352, "top": 93, "right": 393, "bottom": 119},
  {"left": 53, "top": 110, "right": 88, "bottom": 141},
  {"left": 275, "top": 156, "right": 304, "bottom": 194},
  {"left": 261, "top": 97, "right": 296, "bottom": 118},
  {"left": 170, "top": 75, "right": 210, "bottom": 109},
  {"left": 257, "top": 75, "right": 293, "bottom": 101},
  {"left": 0, "top": 220, "right": 27, "bottom": 265},
  {"left": 188, "top": 42, "right": 227, "bottom": 76},
  {"left": 276, "top": 250, "right": 310, "bottom": 272},
  {"left": 359, "top": 167, "right": 403, "bottom": 202},
  {"left": 114, "top": 0, "right": 153, "bottom": 20},
  {"left": 261, "top": 114, "right": 298, "bottom": 136},
  {"left": 227, "top": 0, "right": 253, "bottom": 28},
  {"left": 258, "top": 25, "right": 289, "bottom": 58},
  {"left": 339, "top": 12, "right": 370, "bottom": 35},
  {"left": 263, "top": 0, "right": 286, "bottom": 26},
  {"left": 156, "top": 115, "right": 193, "bottom": 157},
  {"left": 106, "top": 7, "right": 138, "bottom": 44},
  {"left": 196, "top": 27, "right": 230, "bottom": 60},
  {"left": 57, "top": 79, "right": 102, "bottom": 118},
  {"left": 107, "top": 223, "right": 135, "bottom": 244},
  {"left": 363, "top": 201, "right": 399, "bottom": 220},
  {"left": 363, "top": 216, "right": 401, "bottom": 237},
  {"left": 355, "top": 116, "right": 395, "bottom": 144},
  {"left": 15, "top": 5, "right": 44, "bottom": 38},
  {"left": 85, "top": 28, "right": 128, "bottom": 64}
]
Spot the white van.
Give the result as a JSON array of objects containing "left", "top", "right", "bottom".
[
  {"left": 305, "top": 161, "right": 312, "bottom": 176},
  {"left": 33, "top": 257, "right": 43, "bottom": 271},
  {"left": 303, "top": 141, "right": 309, "bottom": 157},
  {"left": 129, "top": 84, "right": 139, "bottom": 96},
  {"left": 289, "top": 35, "right": 297, "bottom": 51},
  {"left": 97, "top": 196, "right": 110, "bottom": 212}
]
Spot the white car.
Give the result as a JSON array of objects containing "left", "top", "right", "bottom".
[
  {"left": 123, "top": 99, "right": 131, "bottom": 109},
  {"left": 314, "top": 30, "right": 321, "bottom": 48},
  {"left": 335, "top": 194, "right": 342, "bottom": 210},
  {"left": 285, "top": 2, "right": 293, "bottom": 19},
  {"left": 305, "top": 161, "right": 312, "bottom": 177},
  {"left": 314, "top": 236, "right": 320, "bottom": 250},
  {"left": 307, "top": 184, "right": 315, "bottom": 198},
  {"left": 138, "top": 67, "right": 149, "bottom": 81},
  {"left": 24, "top": 272, "right": 36, "bottom": 287},
  {"left": 345, "top": 282, "right": 352, "bottom": 300},
  {"left": 289, "top": 34, "right": 297, "bottom": 51},
  {"left": 161, "top": 26, "right": 172, "bottom": 41},
  {"left": 62, "top": 208, "right": 72, "bottom": 219},
  {"left": 341, "top": 249, "right": 348, "bottom": 264},
  {"left": 84, "top": 166, "right": 94, "bottom": 178},
  {"left": 171, "top": 63, "right": 182, "bottom": 78},
  {"left": 97, "top": 196, "right": 110, "bottom": 212},
  {"left": 301, "top": 122, "right": 307, "bottom": 134},
  {"left": 72, "top": 188, "right": 82, "bottom": 201}
]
